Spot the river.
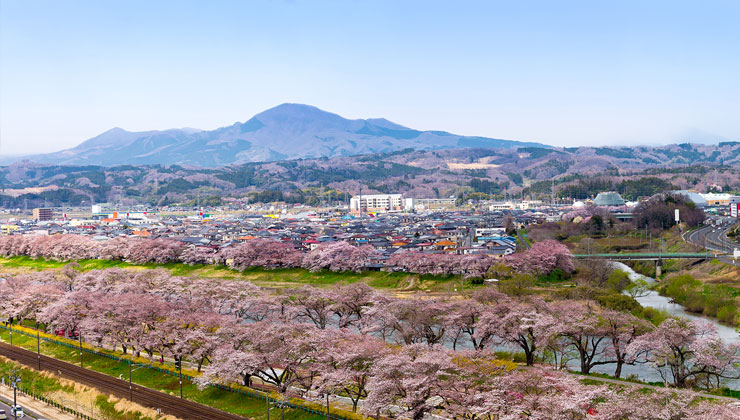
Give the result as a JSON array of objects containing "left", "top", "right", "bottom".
[
  {"left": 583, "top": 262, "right": 739, "bottom": 386},
  {"left": 611, "top": 262, "right": 739, "bottom": 343}
]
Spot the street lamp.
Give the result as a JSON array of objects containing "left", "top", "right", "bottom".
[{"left": 10, "top": 370, "right": 21, "bottom": 420}]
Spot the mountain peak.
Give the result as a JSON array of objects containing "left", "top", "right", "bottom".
[{"left": 9, "top": 104, "right": 545, "bottom": 167}]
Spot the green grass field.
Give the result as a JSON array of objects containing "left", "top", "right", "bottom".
[{"left": 0, "top": 255, "right": 466, "bottom": 292}]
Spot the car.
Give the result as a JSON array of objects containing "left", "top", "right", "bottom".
[
  {"left": 10, "top": 406, "right": 23, "bottom": 418},
  {"left": 0, "top": 409, "right": 7, "bottom": 420}
]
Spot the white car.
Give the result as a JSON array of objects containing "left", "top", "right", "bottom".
[{"left": 10, "top": 406, "right": 23, "bottom": 418}]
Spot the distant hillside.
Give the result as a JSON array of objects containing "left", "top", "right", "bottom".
[
  {"left": 1, "top": 142, "right": 738, "bottom": 208},
  {"left": 3, "top": 104, "right": 544, "bottom": 167}
]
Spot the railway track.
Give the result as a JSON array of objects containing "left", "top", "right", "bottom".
[{"left": 0, "top": 342, "right": 247, "bottom": 420}]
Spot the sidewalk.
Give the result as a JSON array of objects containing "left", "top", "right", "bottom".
[{"left": 0, "top": 383, "right": 77, "bottom": 420}]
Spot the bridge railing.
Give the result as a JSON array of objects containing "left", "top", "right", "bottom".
[{"left": 572, "top": 252, "right": 715, "bottom": 259}]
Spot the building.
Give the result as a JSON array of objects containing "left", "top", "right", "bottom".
[
  {"left": 730, "top": 197, "right": 740, "bottom": 218},
  {"left": 32, "top": 208, "right": 53, "bottom": 221},
  {"left": 593, "top": 192, "right": 626, "bottom": 207},
  {"left": 701, "top": 193, "right": 732, "bottom": 207},
  {"left": 408, "top": 198, "right": 456, "bottom": 211},
  {"left": 489, "top": 202, "right": 515, "bottom": 211},
  {"left": 671, "top": 190, "right": 708, "bottom": 208},
  {"left": 350, "top": 194, "right": 404, "bottom": 213}
]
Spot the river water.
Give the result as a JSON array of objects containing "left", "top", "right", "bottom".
[
  {"left": 584, "top": 262, "right": 740, "bottom": 387},
  {"left": 611, "top": 262, "right": 739, "bottom": 344}
]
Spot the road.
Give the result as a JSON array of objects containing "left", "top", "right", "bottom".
[
  {"left": 0, "top": 394, "right": 43, "bottom": 420},
  {"left": 685, "top": 222, "right": 740, "bottom": 267},
  {"left": 0, "top": 342, "right": 246, "bottom": 420}
]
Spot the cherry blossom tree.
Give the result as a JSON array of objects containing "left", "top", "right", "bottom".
[
  {"left": 600, "top": 309, "right": 652, "bottom": 378},
  {"left": 476, "top": 298, "right": 556, "bottom": 366},
  {"left": 364, "top": 298, "right": 447, "bottom": 346},
  {"left": 302, "top": 242, "right": 379, "bottom": 273},
  {"left": 444, "top": 300, "right": 496, "bottom": 351},
  {"left": 550, "top": 301, "right": 612, "bottom": 374},
  {"left": 503, "top": 240, "right": 575, "bottom": 276},
  {"left": 289, "top": 286, "right": 335, "bottom": 329},
  {"left": 596, "top": 387, "right": 740, "bottom": 420},
  {"left": 478, "top": 367, "right": 605, "bottom": 420},
  {"left": 363, "top": 344, "right": 457, "bottom": 420},
  {"left": 329, "top": 282, "right": 385, "bottom": 330},
  {"left": 219, "top": 239, "right": 302, "bottom": 270},
  {"left": 627, "top": 318, "right": 740, "bottom": 388},
  {"left": 316, "top": 330, "right": 389, "bottom": 412}
]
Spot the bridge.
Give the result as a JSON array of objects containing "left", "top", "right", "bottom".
[
  {"left": 572, "top": 252, "right": 717, "bottom": 261},
  {"left": 572, "top": 252, "right": 727, "bottom": 276}
]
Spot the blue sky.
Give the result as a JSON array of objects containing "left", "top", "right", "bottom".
[{"left": 1, "top": 0, "right": 738, "bottom": 155}]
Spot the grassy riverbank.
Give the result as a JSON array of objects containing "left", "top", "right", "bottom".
[{"left": 0, "top": 256, "right": 466, "bottom": 293}]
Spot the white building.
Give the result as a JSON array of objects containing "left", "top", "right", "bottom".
[
  {"left": 350, "top": 194, "right": 404, "bottom": 213},
  {"left": 489, "top": 202, "right": 515, "bottom": 211}
]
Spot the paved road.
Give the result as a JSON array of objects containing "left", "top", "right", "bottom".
[
  {"left": 0, "top": 393, "right": 43, "bottom": 419},
  {"left": 0, "top": 342, "right": 246, "bottom": 420},
  {"left": 685, "top": 223, "right": 740, "bottom": 267}
]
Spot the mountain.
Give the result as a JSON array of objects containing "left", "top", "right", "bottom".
[
  {"left": 3, "top": 142, "right": 738, "bottom": 210},
  {"left": 4, "top": 104, "right": 545, "bottom": 167}
]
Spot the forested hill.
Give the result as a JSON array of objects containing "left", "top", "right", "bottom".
[{"left": 1, "top": 142, "right": 739, "bottom": 208}]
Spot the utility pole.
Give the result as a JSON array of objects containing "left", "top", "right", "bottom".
[
  {"left": 79, "top": 333, "right": 84, "bottom": 368},
  {"left": 551, "top": 180, "right": 555, "bottom": 205},
  {"left": 326, "top": 394, "right": 330, "bottom": 420},
  {"left": 129, "top": 358, "right": 133, "bottom": 401},
  {"left": 178, "top": 358, "right": 183, "bottom": 398},
  {"left": 36, "top": 325, "right": 41, "bottom": 370}
]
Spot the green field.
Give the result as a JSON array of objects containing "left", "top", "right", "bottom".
[{"left": 0, "top": 255, "right": 467, "bottom": 292}]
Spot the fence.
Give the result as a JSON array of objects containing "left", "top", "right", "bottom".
[
  {"left": 0, "top": 324, "right": 359, "bottom": 420},
  {"left": 6, "top": 384, "right": 96, "bottom": 420}
]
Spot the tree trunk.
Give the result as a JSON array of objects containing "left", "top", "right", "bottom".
[
  {"left": 524, "top": 347, "right": 535, "bottom": 366},
  {"left": 614, "top": 360, "right": 623, "bottom": 378}
]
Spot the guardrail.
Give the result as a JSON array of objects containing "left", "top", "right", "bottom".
[{"left": 573, "top": 252, "right": 715, "bottom": 259}]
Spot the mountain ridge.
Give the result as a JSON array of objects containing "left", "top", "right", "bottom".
[{"left": 3, "top": 104, "right": 545, "bottom": 167}]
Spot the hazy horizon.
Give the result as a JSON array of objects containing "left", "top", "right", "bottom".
[{"left": 1, "top": 0, "right": 739, "bottom": 155}]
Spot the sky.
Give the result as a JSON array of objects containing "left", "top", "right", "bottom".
[{"left": 1, "top": 0, "right": 739, "bottom": 155}]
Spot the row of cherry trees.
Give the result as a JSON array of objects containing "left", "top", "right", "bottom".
[
  {"left": 0, "top": 234, "right": 574, "bottom": 278},
  {"left": 1, "top": 267, "right": 738, "bottom": 418}
]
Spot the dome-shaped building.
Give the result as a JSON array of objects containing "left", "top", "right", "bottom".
[{"left": 593, "top": 191, "right": 626, "bottom": 207}]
